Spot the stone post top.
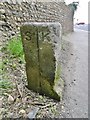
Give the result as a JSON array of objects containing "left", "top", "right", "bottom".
[{"left": 22, "top": 22, "right": 61, "bottom": 27}]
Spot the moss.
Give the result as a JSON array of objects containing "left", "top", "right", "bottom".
[
  {"left": 40, "top": 79, "right": 60, "bottom": 101},
  {"left": 55, "top": 64, "right": 61, "bottom": 82},
  {"left": 20, "top": 24, "right": 60, "bottom": 101},
  {"left": 54, "top": 77, "right": 64, "bottom": 101},
  {"left": 54, "top": 64, "right": 64, "bottom": 100},
  {"left": 26, "top": 67, "right": 40, "bottom": 93},
  {"left": 39, "top": 41, "right": 55, "bottom": 86}
]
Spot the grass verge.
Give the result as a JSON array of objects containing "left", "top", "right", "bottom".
[{"left": 7, "top": 34, "right": 24, "bottom": 59}]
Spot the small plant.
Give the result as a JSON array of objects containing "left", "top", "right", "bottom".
[
  {"left": 68, "top": 1, "right": 79, "bottom": 15},
  {"left": 7, "top": 34, "right": 24, "bottom": 58}
]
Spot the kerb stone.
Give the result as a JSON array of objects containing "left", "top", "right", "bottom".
[{"left": 20, "top": 22, "right": 62, "bottom": 101}]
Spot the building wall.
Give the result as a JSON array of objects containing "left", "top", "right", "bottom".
[{"left": 0, "top": 1, "right": 73, "bottom": 39}]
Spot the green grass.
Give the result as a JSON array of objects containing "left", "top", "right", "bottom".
[
  {"left": 0, "top": 80, "right": 13, "bottom": 89},
  {"left": 0, "top": 61, "right": 3, "bottom": 70},
  {"left": 0, "top": 61, "right": 5, "bottom": 74},
  {"left": 7, "top": 34, "right": 24, "bottom": 58}
]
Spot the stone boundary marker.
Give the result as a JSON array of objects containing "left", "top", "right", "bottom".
[{"left": 20, "top": 22, "right": 62, "bottom": 101}]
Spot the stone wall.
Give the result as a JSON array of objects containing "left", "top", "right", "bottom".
[{"left": 0, "top": 1, "right": 73, "bottom": 40}]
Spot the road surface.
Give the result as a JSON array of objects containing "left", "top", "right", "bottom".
[
  {"left": 75, "top": 24, "right": 90, "bottom": 31},
  {"left": 60, "top": 28, "right": 88, "bottom": 118}
]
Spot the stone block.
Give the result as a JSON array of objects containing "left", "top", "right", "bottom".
[{"left": 20, "top": 22, "right": 62, "bottom": 101}]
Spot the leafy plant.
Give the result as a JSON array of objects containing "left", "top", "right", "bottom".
[
  {"left": 68, "top": 1, "right": 79, "bottom": 14},
  {"left": 7, "top": 34, "right": 24, "bottom": 58}
]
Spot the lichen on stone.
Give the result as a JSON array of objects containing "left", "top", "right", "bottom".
[{"left": 20, "top": 22, "right": 62, "bottom": 101}]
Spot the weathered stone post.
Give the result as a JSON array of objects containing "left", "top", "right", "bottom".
[{"left": 20, "top": 22, "right": 62, "bottom": 101}]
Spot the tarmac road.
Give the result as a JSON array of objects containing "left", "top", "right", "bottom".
[
  {"left": 75, "top": 24, "right": 90, "bottom": 31},
  {"left": 60, "top": 29, "right": 88, "bottom": 118}
]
